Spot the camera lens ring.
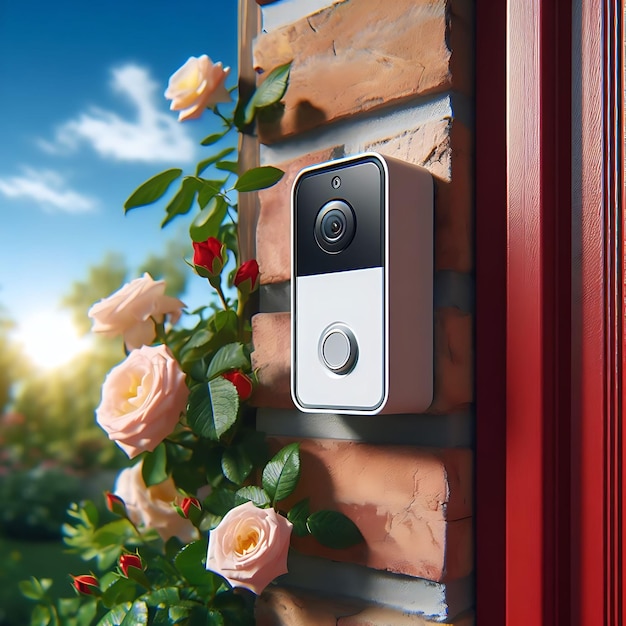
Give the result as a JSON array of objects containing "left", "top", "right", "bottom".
[{"left": 314, "top": 200, "right": 356, "bottom": 254}]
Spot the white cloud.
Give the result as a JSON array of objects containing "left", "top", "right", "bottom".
[
  {"left": 43, "top": 64, "right": 196, "bottom": 164},
  {"left": 0, "top": 167, "right": 97, "bottom": 214}
]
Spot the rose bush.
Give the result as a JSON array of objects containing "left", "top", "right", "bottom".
[
  {"left": 21, "top": 54, "right": 364, "bottom": 626},
  {"left": 95, "top": 344, "right": 188, "bottom": 458},
  {"left": 206, "top": 501, "right": 292, "bottom": 594},
  {"left": 164, "top": 55, "right": 231, "bottom": 122},
  {"left": 88, "top": 272, "right": 184, "bottom": 350},
  {"left": 114, "top": 462, "right": 198, "bottom": 543}
]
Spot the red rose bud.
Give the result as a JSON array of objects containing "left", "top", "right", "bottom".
[
  {"left": 104, "top": 491, "right": 127, "bottom": 517},
  {"left": 193, "top": 237, "right": 226, "bottom": 278},
  {"left": 119, "top": 553, "right": 143, "bottom": 577},
  {"left": 234, "top": 259, "right": 260, "bottom": 298},
  {"left": 72, "top": 574, "right": 99, "bottom": 596},
  {"left": 180, "top": 496, "right": 201, "bottom": 518},
  {"left": 222, "top": 370, "right": 253, "bottom": 401}
]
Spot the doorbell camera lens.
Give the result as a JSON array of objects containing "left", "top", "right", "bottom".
[
  {"left": 314, "top": 200, "right": 356, "bottom": 253},
  {"left": 331, "top": 176, "right": 341, "bottom": 189},
  {"left": 321, "top": 209, "right": 346, "bottom": 241}
]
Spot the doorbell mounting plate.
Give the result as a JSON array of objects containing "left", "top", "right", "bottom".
[{"left": 291, "top": 152, "right": 434, "bottom": 415}]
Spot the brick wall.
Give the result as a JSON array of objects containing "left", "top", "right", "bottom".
[{"left": 240, "top": 0, "right": 474, "bottom": 622}]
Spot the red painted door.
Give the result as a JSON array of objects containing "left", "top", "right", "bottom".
[{"left": 476, "top": 1, "right": 624, "bottom": 624}]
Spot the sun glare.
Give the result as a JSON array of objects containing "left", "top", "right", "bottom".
[{"left": 14, "top": 310, "right": 91, "bottom": 370}]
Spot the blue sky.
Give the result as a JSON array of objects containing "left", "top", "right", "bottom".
[{"left": 0, "top": 1, "right": 238, "bottom": 337}]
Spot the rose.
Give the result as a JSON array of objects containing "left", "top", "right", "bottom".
[
  {"left": 95, "top": 344, "right": 188, "bottom": 459},
  {"left": 104, "top": 491, "right": 127, "bottom": 517},
  {"left": 72, "top": 575, "right": 99, "bottom": 596},
  {"left": 114, "top": 462, "right": 198, "bottom": 543},
  {"left": 119, "top": 554, "right": 143, "bottom": 577},
  {"left": 179, "top": 496, "right": 201, "bottom": 519},
  {"left": 206, "top": 501, "right": 293, "bottom": 595},
  {"left": 233, "top": 259, "right": 260, "bottom": 299},
  {"left": 88, "top": 273, "right": 185, "bottom": 351},
  {"left": 193, "top": 237, "right": 227, "bottom": 279},
  {"left": 222, "top": 370, "right": 253, "bottom": 401},
  {"left": 165, "top": 55, "right": 231, "bottom": 122}
]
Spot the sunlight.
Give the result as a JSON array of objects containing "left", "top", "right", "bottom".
[{"left": 14, "top": 309, "right": 92, "bottom": 370}]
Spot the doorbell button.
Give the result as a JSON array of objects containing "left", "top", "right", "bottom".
[{"left": 319, "top": 324, "right": 358, "bottom": 374}]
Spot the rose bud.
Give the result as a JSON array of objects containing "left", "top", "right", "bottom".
[
  {"left": 193, "top": 238, "right": 227, "bottom": 280},
  {"left": 180, "top": 497, "right": 201, "bottom": 519},
  {"left": 222, "top": 370, "right": 253, "bottom": 401},
  {"left": 72, "top": 574, "right": 99, "bottom": 596},
  {"left": 234, "top": 259, "right": 260, "bottom": 299},
  {"left": 104, "top": 491, "right": 127, "bottom": 518},
  {"left": 119, "top": 553, "right": 143, "bottom": 577}
]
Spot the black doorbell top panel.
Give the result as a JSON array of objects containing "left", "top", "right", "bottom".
[{"left": 293, "top": 156, "right": 384, "bottom": 277}]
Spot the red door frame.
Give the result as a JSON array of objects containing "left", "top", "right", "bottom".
[{"left": 476, "top": 0, "right": 624, "bottom": 624}]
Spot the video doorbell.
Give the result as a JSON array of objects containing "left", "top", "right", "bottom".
[{"left": 291, "top": 152, "right": 433, "bottom": 415}]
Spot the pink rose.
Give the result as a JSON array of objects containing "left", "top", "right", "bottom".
[
  {"left": 95, "top": 344, "right": 188, "bottom": 459},
  {"left": 88, "top": 273, "right": 185, "bottom": 351},
  {"left": 114, "top": 462, "right": 198, "bottom": 543},
  {"left": 165, "top": 55, "right": 231, "bottom": 122},
  {"left": 206, "top": 501, "right": 293, "bottom": 595}
]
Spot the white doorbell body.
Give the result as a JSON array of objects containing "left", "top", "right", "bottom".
[{"left": 291, "top": 152, "right": 433, "bottom": 415}]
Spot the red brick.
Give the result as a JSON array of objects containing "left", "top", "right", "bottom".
[
  {"left": 365, "top": 120, "right": 473, "bottom": 273},
  {"left": 257, "top": 147, "right": 344, "bottom": 285},
  {"left": 253, "top": 0, "right": 458, "bottom": 142},
  {"left": 251, "top": 312, "right": 294, "bottom": 409},
  {"left": 271, "top": 437, "right": 473, "bottom": 581},
  {"left": 430, "top": 307, "right": 473, "bottom": 413}
]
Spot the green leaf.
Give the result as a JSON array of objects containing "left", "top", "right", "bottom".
[
  {"left": 200, "top": 130, "right": 228, "bottom": 146},
  {"left": 189, "top": 196, "right": 228, "bottom": 243},
  {"left": 30, "top": 604, "right": 51, "bottom": 626},
  {"left": 142, "top": 587, "right": 180, "bottom": 608},
  {"left": 206, "top": 342, "right": 250, "bottom": 379},
  {"left": 196, "top": 148, "right": 236, "bottom": 177},
  {"left": 235, "top": 486, "right": 271, "bottom": 508},
  {"left": 186, "top": 378, "right": 239, "bottom": 441},
  {"left": 174, "top": 540, "right": 219, "bottom": 588},
  {"left": 161, "top": 177, "right": 200, "bottom": 228},
  {"left": 234, "top": 166, "right": 284, "bottom": 193},
  {"left": 142, "top": 444, "right": 168, "bottom": 487},
  {"left": 124, "top": 169, "right": 182, "bottom": 212},
  {"left": 215, "top": 160, "right": 238, "bottom": 174},
  {"left": 287, "top": 498, "right": 311, "bottom": 537},
  {"left": 76, "top": 598, "right": 97, "bottom": 626},
  {"left": 97, "top": 603, "right": 132, "bottom": 626},
  {"left": 262, "top": 442, "right": 301, "bottom": 505},
  {"left": 202, "top": 488, "right": 237, "bottom": 517},
  {"left": 244, "top": 62, "right": 292, "bottom": 124},
  {"left": 19, "top": 577, "right": 48, "bottom": 601},
  {"left": 196, "top": 178, "right": 226, "bottom": 209},
  {"left": 221, "top": 447, "right": 253, "bottom": 485},
  {"left": 306, "top": 510, "right": 364, "bottom": 549},
  {"left": 101, "top": 576, "right": 137, "bottom": 609},
  {"left": 119, "top": 601, "right": 149, "bottom": 626},
  {"left": 189, "top": 606, "right": 225, "bottom": 626}
]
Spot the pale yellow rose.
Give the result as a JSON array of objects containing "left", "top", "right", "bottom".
[
  {"left": 88, "top": 273, "right": 185, "bottom": 351},
  {"left": 114, "top": 462, "right": 198, "bottom": 543},
  {"left": 164, "top": 55, "right": 231, "bottom": 122},
  {"left": 206, "top": 501, "right": 293, "bottom": 594},
  {"left": 96, "top": 344, "right": 188, "bottom": 459}
]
